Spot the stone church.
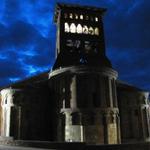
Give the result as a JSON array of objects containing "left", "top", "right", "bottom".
[{"left": 0, "top": 3, "right": 150, "bottom": 146}]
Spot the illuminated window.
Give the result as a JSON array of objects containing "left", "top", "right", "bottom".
[
  {"left": 75, "top": 14, "right": 78, "bottom": 19},
  {"left": 95, "top": 27, "right": 99, "bottom": 35},
  {"left": 95, "top": 17, "right": 99, "bottom": 22},
  {"left": 70, "top": 23, "right": 76, "bottom": 33},
  {"left": 69, "top": 13, "right": 73, "bottom": 19},
  {"left": 64, "top": 13, "right": 68, "bottom": 19},
  {"left": 89, "top": 27, "right": 94, "bottom": 35},
  {"left": 64, "top": 22, "right": 70, "bottom": 33},
  {"left": 83, "top": 25, "right": 88, "bottom": 34},
  {"left": 80, "top": 15, "right": 83, "bottom": 20},
  {"left": 76, "top": 24, "right": 82, "bottom": 34}
]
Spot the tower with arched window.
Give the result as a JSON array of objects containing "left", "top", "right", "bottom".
[
  {"left": 0, "top": 3, "right": 149, "bottom": 148},
  {"left": 49, "top": 3, "right": 121, "bottom": 144}
]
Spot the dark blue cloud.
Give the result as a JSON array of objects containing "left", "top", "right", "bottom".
[{"left": 0, "top": 0, "right": 149, "bottom": 91}]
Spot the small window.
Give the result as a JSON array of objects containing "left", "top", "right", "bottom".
[
  {"left": 76, "top": 24, "right": 82, "bottom": 34},
  {"left": 95, "top": 17, "right": 99, "bottom": 22},
  {"left": 69, "top": 13, "right": 73, "bottom": 19},
  {"left": 89, "top": 27, "right": 94, "bottom": 35},
  {"left": 64, "top": 22, "right": 70, "bottom": 33},
  {"left": 95, "top": 27, "right": 99, "bottom": 35},
  {"left": 75, "top": 14, "right": 78, "bottom": 19},
  {"left": 83, "top": 25, "right": 88, "bottom": 34},
  {"left": 80, "top": 15, "right": 83, "bottom": 20},
  {"left": 70, "top": 23, "right": 76, "bottom": 33}
]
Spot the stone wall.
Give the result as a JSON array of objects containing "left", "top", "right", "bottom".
[
  {"left": 49, "top": 66, "right": 121, "bottom": 144},
  {"left": 117, "top": 85, "right": 150, "bottom": 143},
  {"left": 0, "top": 84, "right": 55, "bottom": 141}
]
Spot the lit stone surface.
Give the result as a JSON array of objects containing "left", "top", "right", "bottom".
[
  {"left": 65, "top": 125, "right": 83, "bottom": 142},
  {"left": 1, "top": 89, "right": 15, "bottom": 137}
]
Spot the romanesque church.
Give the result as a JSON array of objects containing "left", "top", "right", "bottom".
[{"left": 0, "top": 3, "right": 149, "bottom": 149}]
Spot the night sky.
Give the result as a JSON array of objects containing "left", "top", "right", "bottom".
[{"left": 0, "top": 0, "right": 150, "bottom": 91}]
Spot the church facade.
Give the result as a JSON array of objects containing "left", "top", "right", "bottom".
[{"left": 0, "top": 3, "right": 150, "bottom": 145}]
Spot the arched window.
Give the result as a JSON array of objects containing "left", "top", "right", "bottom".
[
  {"left": 95, "top": 17, "right": 99, "bottom": 22},
  {"left": 83, "top": 25, "right": 88, "bottom": 34},
  {"left": 95, "top": 27, "right": 99, "bottom": 35},
  {"left": 89, "top": 27, "right": 94, "bottom": 35},
  {"left": 64, "top": 22, "right": 70, "bottom": 33},
  {"left": 75, "top": 14, "right": 78, "bottom": 19},
  {"left": 76, "top": 24, "right": 82, "bottom": 34},
  {"left": 80, "top": 15, "right": 83, "bottom": 20},
  {"left": 69, "top": 13, "right": 73, "bottom": 19},
  {"left": 70, "top": 23, "right": 76, "bottom": 33}
]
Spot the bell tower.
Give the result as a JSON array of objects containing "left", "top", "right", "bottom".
[
  {"left": 53, "top": 3, "right": 111, "bottom": 69},
  {"left": 49, "top": 3, "right": 121, "bottom": 144}
]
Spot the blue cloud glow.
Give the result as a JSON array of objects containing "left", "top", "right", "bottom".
[{"left": 9, "top": 77, "right": 21, "bottom": 83}]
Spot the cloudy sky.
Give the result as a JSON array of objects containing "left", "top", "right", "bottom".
[{"left": 0, "top": 0, "right": 150, "bottom": 91}]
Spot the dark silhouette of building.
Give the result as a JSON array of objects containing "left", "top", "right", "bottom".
[{"left": 0, "top": 3, "right": 149, "bottom": 149}]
